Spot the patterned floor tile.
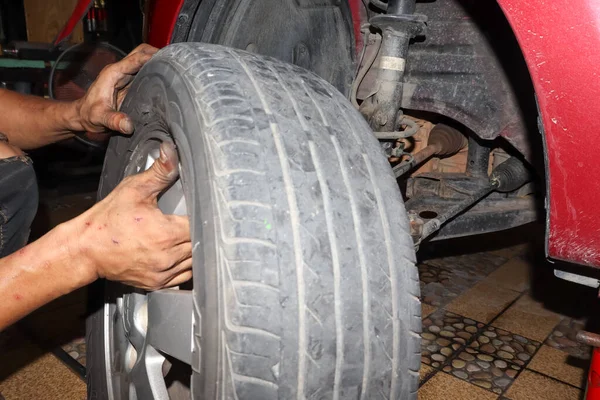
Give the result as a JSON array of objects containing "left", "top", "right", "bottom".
[
  {"left": 528, "top": 345, "right": 588, "bottom": 388},
  {"left": 444, "top": 347, "right": 522, "bottom": 395},
  {"left": 419, "top": 263, "right": 481, "bottom": 307},
  {"left": 0, "top": 351, "right": 86, "bottom": 400},
  {"left": 418, "top": 371, "right": 498, "bottom": 400},
  {"left": 423, "top": 251, "right": 508, "bottom": 278},
  {"left": 61, "top": 337, "right": 86, "bottom": 366},
  {"left": 421, "top": 310, "right": 484, "bottom": 368},
  {"left": 545, "top": 318, "right": 592, "bottom": 360},
  {"left": 484, "top": 257, "right": 530, "bottom": 292},
  {"left": 420, "top": 363, "right": 436, "bottom": 383},
  {"left": 493, "top": 295, "right": 562, "bottom": 342},
  {"left": 446, "top": 281, "right": 520, "bottom": 323},
  {"left": 505, "top": 370, "right": 581, "bottom": 400},
  {"left": 470, "top": 326, "right": 541, "bottom": 367},
  {"left": 422, "top": 303, "right": 437, "bottom": 318}
]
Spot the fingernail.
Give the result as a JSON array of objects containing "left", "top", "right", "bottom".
[
  {"left": 159, "top": 143, "right": 173, "bottom": 162},
  {"left": 158, "top": 142, "right": 179, "bottom": 177},
  {"left": 119, "top": 118, "right": 133, "bottom": 134}
]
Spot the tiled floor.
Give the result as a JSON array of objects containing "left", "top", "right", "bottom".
[
  {"left": 418, "top": 228, "right": 596, "bottom": 399},
  {"left": 0, "top": 189, "right": 597, "bottom": 399}
]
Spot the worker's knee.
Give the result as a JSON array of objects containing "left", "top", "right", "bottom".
[{"left": 0, "top": 148, "right": 38, "bottom": 257}]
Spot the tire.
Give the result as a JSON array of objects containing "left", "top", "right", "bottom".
[
  {"left": 174, "top": 0, "right": 356, "bottom": 95},
  {"left": 87, "top": 42, "right": 421, "bottom": 399}
]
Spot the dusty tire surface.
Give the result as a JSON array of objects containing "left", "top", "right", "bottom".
[{"left": 88, "top": 42, "right": 421, "bottom": 399}]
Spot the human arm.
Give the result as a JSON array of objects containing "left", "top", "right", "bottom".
[
  {"left": 0, "top": 44, "right": 157, "bottom": 150},
  {"left": 0, "top": 143, "right": 191, "bottom": 330}
]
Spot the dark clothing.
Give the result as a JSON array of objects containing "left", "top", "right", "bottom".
[{"left": 0, "top": 156, "right": 38, "bottom": 257}]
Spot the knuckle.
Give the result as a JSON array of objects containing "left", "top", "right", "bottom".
[{"left": 100, "top": 64, "right": 115, "bottom": 76}]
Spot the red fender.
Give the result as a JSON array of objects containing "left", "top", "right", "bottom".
[
  {"left": 497, "top": 0, "right": 600, "bottom": 267},
  {"left": 146, "top": 0, "right": 184, "bottom": 48}
]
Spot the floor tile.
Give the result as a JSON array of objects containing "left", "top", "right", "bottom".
[
  {"left": 470, "top": 326, "right": 541, "bottom": 367},
  {"left": 420, "top": 363, "right": 435, "bottom": 383},
  {"left": 418, "top": 371, "right": 497, "bottom": 400},
  {"left": 493, "top": 295, "right": 562, "bottom": 342},
  {"left": 545, "top": 318, "right": 592, "bottom": 360},
  {"left": 61, "top": 337, "right": 86, "bottom": 367},
  {"left": 419, "top": 264, "right": 476, "bottom": 307},
  {"left": 421, "top": 310, "right": 485, "bottom": 368},
  {"left": 488, "top": 243, "right": 530, "bottom": 260},
  {"left": 0, "top": 351, "right": 86, "bottom": 400},
  {"left": 421, "top": 303, "right": 437, "bottom": 318},
  {"left": 443, "top": 347, "right": 522, "bottom": 395},
  {"left": 505, "top": 370, "right": 581, "bottom": 400},
  {"left": 484, "top": 257, "right": 530, "bottom": 292},
  {"left": 446, "top": 281, "right": 520, "bottom": 323},
  {"left": 423, "top": 251, "right": 508, "bottom": 277},
  {"left": 419, "top": 250, "right": 510, "bottom": 308},
  {"left": 527, "top": 345, "right": 588, "bottom": 388}
]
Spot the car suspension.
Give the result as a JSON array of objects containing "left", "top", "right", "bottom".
[
  {"left": 366, "top": 0, "right": 426, "bottom": 133},
  {"left": 409, "top": 156, "right": 532, "bottom": 245}
]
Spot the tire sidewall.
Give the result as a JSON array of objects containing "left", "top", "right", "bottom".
[{"left": 87, "top": 60, "right": 219, "bottom": 400}]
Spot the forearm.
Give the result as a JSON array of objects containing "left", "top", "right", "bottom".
[
  {"left": 0, "top": 89, "right": 83, "bottom": 149},
  {"left": 0, "top": 221, "right": 96, "bottom": 330}
]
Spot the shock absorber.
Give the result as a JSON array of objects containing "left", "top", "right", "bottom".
[{"left": 367, "top": 0, "right": 427, "bottom": 132}]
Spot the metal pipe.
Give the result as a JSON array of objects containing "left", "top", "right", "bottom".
[
  {"left": 466, "top": 137, "right": 491, "bottom": 178},
  {"left": 367, "top": 1, "right": 425, "bottom": 133},
  {"left": 386, "top": 0, "right": 416, "bottom": 15},
  {"left": 576, "top": 330, "right": 600, "bottom": 348},
  {"left": 393, "top": 144, "right": 438, "bottom": 177},
  {"left": 419, "top": 182, "right": 497, "bottom": 240},
  {"left": 392, "top": 123, "right": 467, "bottom": 177},
  {"left": 411, "top": 156, "right": 530, "bottom": 244}
]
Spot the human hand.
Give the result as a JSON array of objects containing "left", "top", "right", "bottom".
[
  {"left": 75, "top": 142, "right": 192, "bottom": 290},
  {"left": 73, "top": 44, "right": 158, "bottom": 136}
]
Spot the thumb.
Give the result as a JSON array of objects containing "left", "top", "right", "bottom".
[
  {"left": 137, "top": 142, "right": 180, "bottom": 197},
  {"left": 102, "top": 111, "right": 134, "bottom": 134}
]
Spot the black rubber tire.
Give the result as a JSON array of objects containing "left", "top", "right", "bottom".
[
  {"left": 87, "top": 42, "right": 421, "bottom": 399},
  {"left": 174, "top": 0, "right": 356, "bottom": 95}
]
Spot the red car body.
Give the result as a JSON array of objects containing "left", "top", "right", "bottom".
[{"left": 146, "top": 0, "right": 600, "bottom": 269}]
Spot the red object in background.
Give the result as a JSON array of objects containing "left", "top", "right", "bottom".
[
  {"left": 586, "top": 348, "right": 600, "bottom": 399},
  {"left": 54, "top": 0, "right": 92, "bottom": 45},
  {"left": 146, "top": 0, "right": 184, "bottom": 48},
  {"left": 348, "top": 0, "right": 363, "bottom": 54}
]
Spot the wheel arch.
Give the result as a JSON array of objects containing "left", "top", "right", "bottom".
[{"left": 497, "top": 0, "right": 600, "bottom": 267}]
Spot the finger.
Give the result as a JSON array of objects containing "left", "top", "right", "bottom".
[
  {"left": 127, "top": 44, "right": 159, "bottom": 57},
  {"left": 161, "top": 258, "right": 194, "bottom": 287},
  {"left": 164, "top": 215, "right": 191, "bottom": 243},
  {"left": 135, "top": 142, "right": 180, "bottom": 197},
  {"left": 163, "top": 270, "right": 193, "bottom": 288},
  {"left": 101, "top": 110, "right": 134, "bottom": 134},
  {"left": 112, "top": 51, "right": 154, "bottom": 82},
  {"left": 166, "top": 242, "right": 192, "bottom": 266},
  {"left": 116, "top": 85, "right": 131, "bottom": 109}
]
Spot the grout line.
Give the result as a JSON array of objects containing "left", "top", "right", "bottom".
[
  {"left": 419, "top": 291, "right": 528, "bottom": 393},
  {"left": 485, "top": 291, "right": 527, "bottom": 328},
  {"left": 522, "top": 369, "right": 583, "bottom": 391},
  {"left": 497, "top": 302, "right": 574, "bottom": 396}
]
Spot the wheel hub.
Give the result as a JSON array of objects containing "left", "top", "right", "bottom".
[{"left": 104, "top": 137, "right": 194, "bottom": 400}]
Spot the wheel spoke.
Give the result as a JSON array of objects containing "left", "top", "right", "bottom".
[
  {"left": 158, "top": 178, "right": 187, "bottom": 216},
  {"left": 146, "top": 289, "right": 194, "bottom": 365},
  {"left": 131, "top": 345, "right": 169, "bottom": 400}
]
